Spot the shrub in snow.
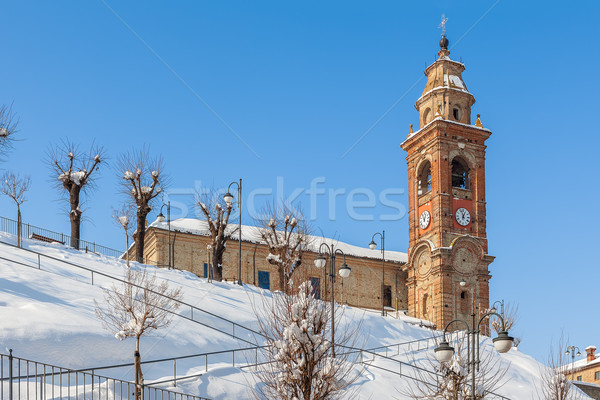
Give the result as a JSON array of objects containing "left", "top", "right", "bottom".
[
  {"left": 402, "top": 332, "right": 509, "bottom": 400},
  {"left": 253, "top": 279, "right": 360, "bottom": 400},
  {"left": 95, "top": 267, "right": 182, "bottom": 399}
]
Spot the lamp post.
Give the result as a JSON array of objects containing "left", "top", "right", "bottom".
[
  {"left": 314, "top": 243, "right": 351, "bottom": 358},
  {"left": 565, "top": 345, "right": 581, "bottom": 381},
  {"left": 224, "top": 179, "right": 242, "bottom": 285},
  {"left": 157, "top": 200, "right": 171, "bottom": 269},
  {"left": 490, "top": 300, "right": 504, "bottom": 319},
  {"left": 434, "top": 299, "right": 514, "bottom": 400},
  {"left": 368, "top": 230, "right": 385, "bottom": 316}
]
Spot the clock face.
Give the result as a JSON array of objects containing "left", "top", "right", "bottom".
[
  {"left": 419, "top": 210, "right": 431, "bottom": 229},
  {"left": 455, "top": 207, "right": 471, "bottom": 226}
]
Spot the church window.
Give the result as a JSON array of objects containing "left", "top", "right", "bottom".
[
  {"left": 258, "top": 271, "right": 270, "bottom": 290},
  {"left": 452, "top": 157, "right": 470, "bottom": 189},
  {"left": 453, "top": 106, "right": 462, "bottom": 121},
  {"left": 577, "top": 376, "right": 582, "bottom": 381},
  {"left": 595, "top": 371, "right": 600, "bottom": 380},
  {"left": 417, "top": 161, "right": 432, "bottom": 195}
]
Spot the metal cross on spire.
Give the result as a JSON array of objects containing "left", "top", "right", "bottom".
[{"left": 438, "top": 14, "right": 448, "bottom": 35}]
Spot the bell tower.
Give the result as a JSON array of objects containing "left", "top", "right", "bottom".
[{"left": 401, "top": 34, "right": 494, "bottom": 329}]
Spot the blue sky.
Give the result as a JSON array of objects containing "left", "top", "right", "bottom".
[{"left": 1, "top": 1, "right": 598, "bottom": 363}]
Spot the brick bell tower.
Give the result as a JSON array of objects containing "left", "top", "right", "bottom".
[{"left": 400, "top": 34, "right": 494, "bottom": 329}]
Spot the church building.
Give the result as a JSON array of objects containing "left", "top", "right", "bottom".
[{"left": 134, "top": 34, "right": 494, "bottom": 327}]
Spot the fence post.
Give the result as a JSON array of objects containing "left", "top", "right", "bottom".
[
  {"left": 232, "top": 350, "right": 235, "bottom": 367},
  {"left": 8, "top": 349, "right": 13, "bottom": 400},
  {"left": 38, "top": 254, "right": 41, "bottom": 269},
  {"left": 173, "top": 360, "right": 177, "bottom": 387}
]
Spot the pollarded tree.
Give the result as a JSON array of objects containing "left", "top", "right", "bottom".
[
  {"left": 0, "top": 104, "right": 19, "bottom": 160},
  {"left": 48, "top": 141, "right": 104, "bottom": 249},
  {"left": 252, "top": 276, "right": 360, "bottom": 400},
  {"left": 257, "top": 203, "right": 310, "bottom": 293},
  {"left": 118, "top": 149, "right": 164, "bottom": 263},
  {"left": 196, "top": 189, "right": 236, "bottom": 281},
  {"left": 112, "top": 203, "right": 135, "bottom": 267},
  {"left": 94, "top": 267, "right": 182, "bottom": 400},
  {"left": 0, "top": 171, "right": 30, "bottom": 247}
]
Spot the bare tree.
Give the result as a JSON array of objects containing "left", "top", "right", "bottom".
[
  {"left": 537, "top": 337, "right": 584, "bottom": 400},
  {"left": 0, "top": 104, "right": 19, "bottom": 160},
  {"left": 0, "top": 171, "right": 30, "bottom": 247},
  {"left": 196, "top": 188, "right": 236, "bottom": 281},
  {"left": 95, "top": 267, "right": 182, "bottom": 400},
  {"left": 257, "top": 203, "right": 310, "bottom": 293},
  {"left": 118, "top": 148, "right": 164, "bottom": 263},
  {"left": 48, "top": 140, "right": 104, "bottom": 249},
  {"left": 401, "top": 332, "right": 509, "bottom": 400},
  {"left": 251, "top": 271, "right": 360, "bottom": 400},
  {"left": 112, "top": 203, "right": 135, "bottom": 266}
]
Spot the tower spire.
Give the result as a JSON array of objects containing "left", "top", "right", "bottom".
[{"left": 438, "top": 14, "right": 450, "bottom": 58}]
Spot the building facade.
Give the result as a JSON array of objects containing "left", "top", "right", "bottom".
[
  {"left": 400, "top": 34, "right": 494, "bottom": 329},
  {"left": 134, "top": 218, "right": 410, "bottom": 313},
  {"left": 566, "top": 346, "right": 600, "bottom": 385}
]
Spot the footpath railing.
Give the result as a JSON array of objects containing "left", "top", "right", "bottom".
[
  {"left": 78, "top": 346, "right": 269, "bottom": 387},
  {"left": 0, "top": 216, "right": 123, "bottom": 259},
  {"left": 0, "top": 239, "right": 268, "bottom": 346},
  {"left": 0, "top": 350, "right": 211, "bottom": 400},
  {"left": 339, "top": 342, "right": 511, "bottom": 400}
]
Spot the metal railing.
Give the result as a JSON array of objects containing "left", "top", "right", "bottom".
[
  {"left": 0, "top": 350, "right": 210, "bottom": 400},
  {"left": 77, "top": 346, "right": 269, "bottom": 387},
  {"left": 339, "top": 341, "right": 511, "bottom": 400},
  {"left": 0, "top": 216, "right": 123, "bottom": 259},
  {"left": 0, "top": 239, "right": 267, "bottom": 346}
]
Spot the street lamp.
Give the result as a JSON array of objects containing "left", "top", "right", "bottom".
[
  {"left": 434, "top": 301, "right": 514, "bottom": 399},
  {"left": 338, "top": 262, "right": 351, "bottom": 304},
  {"left": 158, "top": 199, "right": 171, "bottom": 269},
  {"left": 314, "top": 243, "right": 350, "bottom": 358},
  {"left": 565, "top": 345, "right": 582, "bottom": 381},
  {"left": 368, "top": 230, "right": 386, "bottom": 316},
  {"left": 224, "top": 179, "right": 242, "bottom": 285}
]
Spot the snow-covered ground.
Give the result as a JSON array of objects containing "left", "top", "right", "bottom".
[{"left": 0, "top": 232, "right": 553, "bottom": 399}]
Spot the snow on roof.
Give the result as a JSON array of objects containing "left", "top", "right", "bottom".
[
  {"left": 149, "top": 218, "right": 408, "bottom": 264},
  {"left": 416, "top": 85, "right": 470, "bottom": 104},
  {"left": 563, "top": 354, "right": 600, "bottom": 371},
  {"left": 402, "top": 116, "right": 492, "bottom": 145}
]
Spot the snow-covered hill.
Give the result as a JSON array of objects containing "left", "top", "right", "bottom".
[{"left": 0, "top": 233, "right": 549, "bottom": 399}]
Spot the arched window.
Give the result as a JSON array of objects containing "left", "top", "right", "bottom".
[
  {"left": 452, "top": 105, "right": 462, "bottom": 121},
  {"left": 452, "top": 157, "right": 470, "bottom": 189},
  {"left": 417, "top": 161, "right": 432, "bottom": 196},
  {"left": 422, "top": 293, "right": 429, "bottom": 318}
]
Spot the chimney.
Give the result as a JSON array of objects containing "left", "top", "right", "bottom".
[{"left": 585, "top": 346, "right": 596, "bottom": 363}]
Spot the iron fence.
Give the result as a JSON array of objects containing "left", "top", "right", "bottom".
[
  {"left": 0, "top": 350, "right": 210, "bottom": 400},
  {"left": 0, "top": 216, "right": 123, "bottom": 259},
  {"left": 0, "top": 240, "right": 267, "bottom": 346}
]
